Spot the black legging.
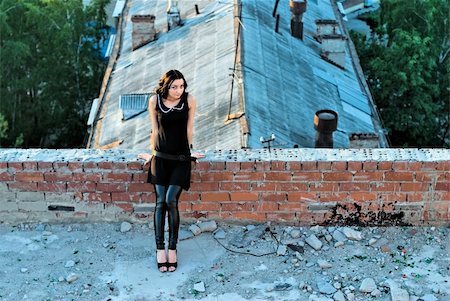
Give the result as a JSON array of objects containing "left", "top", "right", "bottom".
[{"left": 154, "top": 184, "right": 182, "bottom": 250}]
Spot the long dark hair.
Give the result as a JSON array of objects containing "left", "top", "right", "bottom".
[{"left": 155, "top": 69, "right": 188, "bottom": 99}]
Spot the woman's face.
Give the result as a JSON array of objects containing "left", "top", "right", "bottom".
[{"left": 167, "top": 79, "right": 185, "bottom": 100}]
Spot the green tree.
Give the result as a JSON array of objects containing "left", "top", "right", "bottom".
[
  {"left": 351, "top": 0, "right": 449, "bottom": 147},
  {"left": 0, "top": 0, "right": 110, "bottom": 148}
]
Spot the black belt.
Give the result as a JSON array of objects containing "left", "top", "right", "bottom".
[{"left": 152, "top": 150, "right": 196, "bottom": 162}]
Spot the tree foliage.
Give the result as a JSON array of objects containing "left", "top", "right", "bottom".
[
  {"left": 0, "top": 0, "right": 110, "bottom": 147},
  {"left": 351, "top": 0, "right": 449, "bottom": 147}
]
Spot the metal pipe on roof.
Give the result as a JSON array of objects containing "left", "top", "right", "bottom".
[{"left": 314, "top": 109, "right": 338, "bottom": 148}]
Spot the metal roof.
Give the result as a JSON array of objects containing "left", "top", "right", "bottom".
[
  {"left": 90, "top": 0, "right": 242, "bottom": 150},
  {"left": 88, "top": 0, "right": 384, "bottom": 150},
  {"left": 241, "top": 0, "right": 381, "bottom": 148}
]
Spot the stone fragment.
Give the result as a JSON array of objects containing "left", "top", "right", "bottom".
[
  {"left": 274, "top": 283, "right": 292, "bottom": 291},
  {"left": 317, "top": 279, "right": 337, "bottom": 295},
  {"left": 371, "top": 288, "right": 382, "bottom": 297},
  {"left": 333, "top": 290, "right": 346, "bottom": 301},
  {"left": 66, "top": 273, "right": 79, "bottom": 283},
  {"left": 386, "top": 280, "right": 409, "bottom": 301},
  {"left": 277, "top": 245, "right": 287, "bottom": 256},
  {"left": 332, "top": 229, "right": 347, "bottom": 242},
  {"left": 65, "top": 260, "right": 75, "bottom": 268},
  {"left": 341, "top": 227, "right": 363, "bottom": 241},
  {"left": 120, "top": 222, "right": 132, "bottom": 233},
  {"left": 20, "top": 268, "right": 28, "bottom": 273},
  {"left": 193, "top": 281, "right": 206, "bottom": 292},
  {"left": 420, "top": 294, "right": 438, "bottom": 301},
  {"left": 198, "top": 220, "right": 217, "bottom": 233},
  {"left": 189, "top": 224, "right": 202, "bottom": 236},
  {"left": 305, "top": 234, "right": 323, "bottom": 250},
  {"left": 290, "top": 229, "right": 301, "bottom": 239},
  {"left": 317, "top": 259, "right": 333, "bottom": 269},
  {"left": 359, "top": 277, "right": 377, "bottom": 293}
]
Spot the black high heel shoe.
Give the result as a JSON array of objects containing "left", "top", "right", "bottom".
[
  {"left": 156, "top": 250, "right": 168, "bottom": 273},
  {"left": 167, "top": 249, "right": 177, "bottom": 272}
]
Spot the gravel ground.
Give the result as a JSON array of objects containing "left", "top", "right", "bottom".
[{"left": 0, "top": 222, "right": 448, "bottom": 301}]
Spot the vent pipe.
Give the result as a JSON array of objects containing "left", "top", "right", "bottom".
[
  {"left": 289, "top": 0, "right": 307, "bottom": 40},
  {"left": 167, "top": 0, "right": 181, "bottom": 30},
  {"left": 314, "top": 109, "right": 338, "bottom": 148}
]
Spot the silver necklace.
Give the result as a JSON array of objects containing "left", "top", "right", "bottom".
[{"left": 157, "top": 94, "right": 184, "bottom": 113}]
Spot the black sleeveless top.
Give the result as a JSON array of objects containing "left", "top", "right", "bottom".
[{"left": 154, "top": 93, "right": 190, "bottom": 155}]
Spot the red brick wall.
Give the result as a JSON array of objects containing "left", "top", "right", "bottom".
[{"left": 0, "top": 151, "right": 449, "bottom": 225}]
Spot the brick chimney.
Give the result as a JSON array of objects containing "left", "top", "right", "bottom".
[
  {"left": 131, "top": 15, "right": 156, "bottom": 51},
  {"left": 320, "top": 34, "right": 346, "bottom": 69},
  {"left": 315, "top": 19, "right": 339, "bottom": 41},
  {"left": 289, "top": 0, "right": 307, "bottom": 40}
]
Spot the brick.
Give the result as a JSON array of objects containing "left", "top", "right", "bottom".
[
  {"left": 421, "top": 162, "right": 437, "bottom": 170},
  {"left": 111, "top": 162, "right": 128, "bottom": 170},
  {"left": 133, "top": 203, "right": 155, "bottom": 213},
  {"left": 230, "top": 211, "right": 266, "bottom": 222},
  {"left": 68, "top": 162, "right": 83, "bottom": 171},
  {"left": 401, "top": 182, "right": 429, "bottom": 192},
  {"left": 234, "top": 172, "right": 264, "bottom": 181},
  {"left": 251, "top": 182, "right": 276, "bottom": 191},
  {"left": 103, "top": 173, "right": 132, "bottom": 182},
  {"left": 347, "top": 161, "right": 363, "bottom": 171},
  {"left": 308, "top": 202, "right": 337, "bottom": 211},
  {"left": 385, "top": 172, "right": 414, "bottom": 181},
  {"left": 370, "top": 182, "right": 401, "bottom": 192},
  {"left": 348, "top": 192, "right": 377, "bottom": 201},
  {"left": 45, "top": 193, "right": 75, "bottom": 203},
  {"left": 97, "top": 162, "right": 114, "bottom": 169},
  {"left": 317, "top": 162, "right": 332, "bottom": 171},
  {"left": 377, "top": 161, "right": 392, "bottom": 170},
  {"left": 303, "top": 162, "right": 319, "bottom": 171},
  {"left": 0, "top": 172, "right": 14, "bottom": 181},
  {"left": 192, "top": 202, "right": 221, "bottom": 211},
  {"left": 97, "top": 183, "right": 127, "bottom": 192},
  {"left": 340, "top": 182, "right": 369, "bottom": 191},
  {"left": 44, "top": 172, "right": 72, "bottom": 182},
  {"left": 179, "top": 192, "right": 199, "bottom": 202},
  {"left": 407, "top": 162, "right": 423, "bottom": 171},
  {"left": 331, "top": 161, "right": 347, "bottom": 171},
  {"left": 323, "top": 172, "right": 352, "bottom": 181},
  {"left": 201, "top": 192, "right": 230, "bottom": 202},
  {"left": 230, "top": 192, "right": 258, "bottom": 201},
  {"left": 193, "top": 161, "right": 210, "bottom": 171},
  {"left": 436, "top": 161, "right": 450, "bottom": 171},
  {"left": 287, "top": 162, "right": 302, "bottom": 171},
  {"left": 128, "top": 183, "right": 154, "bottom": 192},
  {"left": 72, "top": 173, "right": 102, "bottom": 182},
  {"left": 266, "top": 212, "right": 296, "bottom": 222},
  {"left": 16, "top": 172, "right": 44, "bottom": 182},
  {"left": 0, "top": 200, "right": 19, "bottom": 211},
  {"left": 127, "top": 162, "right": 144, "bottom": 170},
  {"left": 287, "top": 192, "right": 315, "bottom": 202},
  {"left": 435, "top": 182, "right": 449, "bottom": 191},
  {"left": 111, "top": 192, "right": 141, "bottom": 202},
  {"left": 353, "top": 171, "right": 383, "bottom": 181},
  {"left": 0, "top": 162, "right": 7, "bottom": 169},
  {"left": 219, "top": 182, "right": 251, "bottom": 191},
  {"left": 309, "top": 182, "right": 339, "bottom": 192},
  {"left": 178, "top": 202, "right": 191, "bottom": 212},
  {"left": 271, "top": 161, "right": 286, "bottom": 170},
  {"left": 7, "top": 162, "right": 23, "bottom": 170},
  {"left": 240, "top": 162, "right": 255, "bottom": 171},
  {"left": 225, "top": 162, "right": 241, "bottom": 171},
  {"left": 317, "top": 193, "right": 348, "bottom": 202},
  {"left": 255, "top": 161, "right": 271, "bottom": 171},
  {"left": 414, "top": 172, "right": 436, "bottom": 182},
  {"left": 279, "top": 202, "right": 307, "bottom": 211},
  {"left": 132, "top": 173, "right": 148, "bottom": 182},
  {"left": 84, "top": 192, "right": 112, "bottom": 203},
  {"left": 265, "top": 172, "right": 291, "bottom": 181},
  {"left": 261, "top": 192, "right": 286, "bottom": 202},
  {"left": 292, "top": 172, "right": 322, "bottom": 181},
  {"left": 37, "top": 183, "right": 67, "bottom": 192},
  {"left": 141, "top": 192, "right": 156, "bottom": 202},
  {"left": 220, "top": 202, "right": 254, "bottom": 211},
  {"left": 67, "top": 182, "right": 96, "bottom": 192},
  {"left": 255, "top": 202, "right": 279, "bottom": 211},
  {"left": 23, "top": 162, "right": 38, "bottom": 170},
  {"left": 190, "top": 182, "right": 220, "bottom": 192},
  {"left": 210, "top": 162, "right": 225, "bottom": 170},
  {"left": 392, "top": 162, "right": 409, "bottom": 171},
  {"left": 200, "top": 172, "right": 234, "bottom": 182},
  {"left": 37, "top": 162, "right": 54, "bottom": 170},
  {"left": 378, "top": 193, "right": 407, "bottom": 202},
  {"left": 8, "top": 182, "right": 37, "bottom": 191},
  {"left": 82, "top": 162, "right": 97, "bottom": 169},
  {"left": 275, "top": 182, "right": 308, "bottom": 191}
]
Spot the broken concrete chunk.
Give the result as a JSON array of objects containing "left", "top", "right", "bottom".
[
  {"left": 197, "top": 220, "right": 217, "bottom": 233},
  {"left": 386, "top": 280, "right": 409, "bottom": 301},
  {"left": 120, "top": 222, "right": 132, "bottom": 233},
  {"left": 189, "top": 224, "right": 202, "bottom": 236},
  {"left": 305, "top": 234, "right": 323, "bottom": 250},
  {"left": 193, "top": 281, "right": 205, "bottom": 292},
  {"left": 342, "top": 227, "right": 363, "bottom": 241},
  {"left": 359, "top": 277, "right": 377, "bottom": 293}
]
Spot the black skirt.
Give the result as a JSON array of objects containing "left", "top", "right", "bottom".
[{"left": 147, "top": 156, "right": 191, "bottom": 190}]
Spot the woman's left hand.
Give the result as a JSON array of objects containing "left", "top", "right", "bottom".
[{"left": 191, "top": 152, "right": 205, "bottom": 159}]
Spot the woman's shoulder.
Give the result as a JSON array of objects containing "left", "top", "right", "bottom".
[{"left": 186, "top": 93, "right": 196, "bottom": 103}]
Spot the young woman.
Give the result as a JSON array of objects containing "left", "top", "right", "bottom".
[{"left": 138, "top": 70, "right": 204, "bottom": 272}]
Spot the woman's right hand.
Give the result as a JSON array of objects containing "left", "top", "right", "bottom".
[{"left": 137, "top": 153, "right": 152, "bottom": 166}]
